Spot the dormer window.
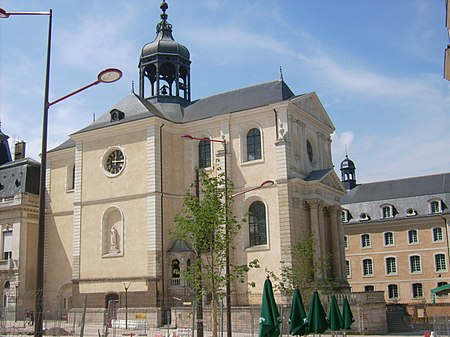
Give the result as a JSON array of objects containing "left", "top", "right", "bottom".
[
  {"left": 360, "top": 213, "right": 370, "bottom": 221},
  {"left": 110, "top": 109, "right": 125, "bottom": 122},
  {"left": 430, "top": 200, "right": 442, "bottom": 214},
  {"left": 381, "top": 205, "right": 394, "bottom": 219},
  {"left": 341, "top": 209, "right": 350, "bottom": 223},
  {"left": 406, "top": 208, "right": 417, "bottom": 217}
]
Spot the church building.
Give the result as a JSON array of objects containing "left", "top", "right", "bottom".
[{"left": 42, "top": 1, "right": 347, "bottom": 323}]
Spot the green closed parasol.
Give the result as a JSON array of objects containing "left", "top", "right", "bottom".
[
  {"left": 289, "top": 288, "right": 309, "bottom": 335},
  {"left": 307, "top": 290, "right": 328, "bottom": 334},
  {"left": 259, "top": 277, "right": 280, "bottom": 337},
  {"left": 328, "top": 295, "right": 343, "bottom": 331}
]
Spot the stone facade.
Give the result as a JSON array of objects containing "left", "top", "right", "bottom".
[
  {"left": 41, "top": 2, "right": 348, "bottom": 322},
  {"left": 340, "top": 157, "right": 450, "bottom": 305}
]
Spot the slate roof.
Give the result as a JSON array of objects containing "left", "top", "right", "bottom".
[
  {"left": 182, "top": 80, "right": 295, "bottom": 122},
  {"left": 0, "top": 158, "right": 40, "bottom": 197},
  {"left": 342, "top": 173, "right": 450, "bottom": 204},
  {"left": 51, "top": 79, "right": 297, "bottom": 152},
  {"left": 75, "top": 93, "right": 166, "bottom": 134},
  {"left": 49, "top": 138, "right": 76, "bottom": 153},
  {"left": 304, "top": 169, "right": 333, "bottom": 182},
  {"left": 168, "top": 240, "right": 193, "bottom": 253}
]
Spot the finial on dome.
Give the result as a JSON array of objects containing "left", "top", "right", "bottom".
[
  {"left": 160, "top": 0, "right": 168, "bottom": 13},
  {"left": 157, "top": 0, "right": 171, "bottom": 32}
]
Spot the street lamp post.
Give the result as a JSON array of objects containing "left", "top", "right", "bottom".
[
  {"left": 123, "top": 283, "right": 131, "bottom": 329},
  {"left": 182, "top": 134, "right": 274, "bottom": 337},
  {"left": 15, "top": 280, "right": 20, "bottom": 323},
  {"left": 1, "top": 8, "right": 122, "bottom": 337}
]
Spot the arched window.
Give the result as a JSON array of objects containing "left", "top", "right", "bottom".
[
  {"left": 384, "top": 232, "right": 394, "bottom": 246},
  {"left": 433, "top": 227, "right": 443, "bottom": 242},
  {"left": 246, "top": 128, "right": 261, "bottom": 161},
  {"left": 388, "top": 284, "right": 399, "bottom": 299},
  {"left": 248, "top": 201, "right": 267, "bottom": 246},
  {"left": 361, "top": 234, "right": 371, "bottom": 248},
  {"left": 105, "top": 293, "right": 119, "bottom": 319},
  {"left": 364, "top": 285, "right": 374, "bottom": 292},
  {"left": 71, "top": 165, "right": 75, "bottom": 190},
  {"left": 306, "top": 140, "right": 313, "bottom": 163},
  {"left": 186, "top": 258, "right": 191, "bottom": 272},
  {"left": 198, "top": 139, "right": 211, "bottom": 169},
  {"left": 408, "top": 229, "right": 419, "bottom": 244},
  {"left": 362, "top": 259, "right": 373, "bottom": 276},
  {"left": 412, "top": 283, "right": 423, "bottom": 298},
  {"left": 385, "top": 257, "right": 397, "bottom": 275},
  {"left": 430, "top": 200, "right": 442, "bottom": 214},
  {"left": 410, "top": 255, "right": 422, "bottom": 273},
  {"left": 435, "top": 254, "right": 447, "bottom": 272},
  {"left": 381, "top": 205, "right": 394, "bottom": 218},
  {"left": 172, "top": 259, "right": 180, "bottom": 278}
]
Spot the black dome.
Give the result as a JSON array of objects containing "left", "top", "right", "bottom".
[
  {"left": 340, "top": 155, "right": 355, "bottom": 170},
  {"left": 141, "top": 32, "right": 190, "bottom": 60}
]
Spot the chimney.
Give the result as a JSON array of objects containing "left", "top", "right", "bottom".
[{"left": 14, "top": 141, "right": 26, "bottom": 160}]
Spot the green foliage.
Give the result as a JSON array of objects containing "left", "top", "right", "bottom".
[
  {"left": 170, "top": 169, "right": 259, "bottom": 299},
  {"left": 266, "top": 232, "right": 337, "bottom": 299}
]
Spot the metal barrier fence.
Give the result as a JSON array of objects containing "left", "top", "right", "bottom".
[
  {"left": 0, "top": 291, "right": 350, "bottom": 337},
  {"left": 434, "top": 316, "right": 450, "bottom": 337}
]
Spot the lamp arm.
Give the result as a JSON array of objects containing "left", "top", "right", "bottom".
[{"left": 48, "top": 80, "right": 101, "bottom": 107}]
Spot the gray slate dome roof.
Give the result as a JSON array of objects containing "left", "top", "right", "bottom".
[
  {"left": 141, "top": 0, "right": 190, "bottom": 60},
  {"left": 141, "top": 32, "right": 190, "bottom": 60},
  {"left": 340, "top": 155, "right": 355, "bottom": 170}
]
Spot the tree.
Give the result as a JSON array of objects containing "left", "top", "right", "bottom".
[
  {"left": 171, "top": 169, "right": 258, "bottom": 337},
  {"left": 267, "top": 232, "right": 337, "bottom": 301}
]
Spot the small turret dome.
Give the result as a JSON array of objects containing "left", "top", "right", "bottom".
[
  {"left": 340, "top": 155, "right": 357, "bottom": 190},
  {"left": 340, "top": 155, "right": 355, "bottom": 170},
  {"left": 141, "top": 29, "right": 190, "bottom": 60}
]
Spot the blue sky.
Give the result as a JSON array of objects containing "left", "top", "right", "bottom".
[{"left": 0, "top": 0, "right": 448, "bottom": 183}]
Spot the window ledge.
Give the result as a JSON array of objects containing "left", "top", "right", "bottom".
[
  {"left": 241, "top": 158, "right": 264, "bottom": 167},
  {"left": 102, "top": 252, "right": 124, "bottom": 258},
  {"left": 245, "top": 244, "right": 269, "bottom": 252}
]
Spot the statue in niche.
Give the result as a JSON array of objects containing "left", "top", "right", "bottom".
[{"left": 110, "top": 226, "right": 120, "bottom": 253}]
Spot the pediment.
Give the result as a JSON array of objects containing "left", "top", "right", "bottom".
[
  {"left": 305, "top": 169, "right": 346, "bottom": 193},
  {"left": 320, "top": 171, "right": 346, "bottom": 193},
  {"left": 291, "top": 92, "right": 334, "bottom": 130}
]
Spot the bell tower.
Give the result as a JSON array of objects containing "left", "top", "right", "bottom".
[
  {"left": 340, "top": 155, "right": 357, "bottom": 190},
  {"left": 139, "top": 0, "right": 191, "bottom": 105}
]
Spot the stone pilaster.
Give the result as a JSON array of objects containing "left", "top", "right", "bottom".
[
  {"left": 72, "top": 141, "right": 83, "bottom": 280},
  {"left": 146, "top": 126, "right": 162, "bottom": 278},
  {"left": 278, "top": 182, "right": 294, "bottom": 267}
]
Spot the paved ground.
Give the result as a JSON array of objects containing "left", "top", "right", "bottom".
[{"left": 0, "top": 322, "right": 439, "bottom": 337}]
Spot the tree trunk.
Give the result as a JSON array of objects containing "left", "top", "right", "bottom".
[{"left": 211, "top": 296, "right": 218, "bottom": 337}]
